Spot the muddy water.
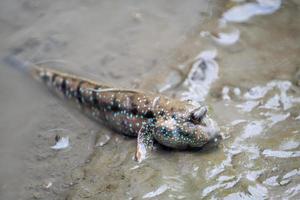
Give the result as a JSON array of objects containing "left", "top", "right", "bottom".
[{"left": 0, "top": 0, "right": 300, "bottom": 199}]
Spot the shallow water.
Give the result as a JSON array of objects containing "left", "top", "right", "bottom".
[{"left": 0, "top": 0, "right": 300, "bottom": 199}]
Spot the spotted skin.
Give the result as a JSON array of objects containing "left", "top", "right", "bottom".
[{"left": 32, "top": 66, "right": 221, "bottom": 162}]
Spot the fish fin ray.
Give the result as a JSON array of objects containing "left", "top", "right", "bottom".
[{"left": 135, "top": 125, "right": 154, "bottom": 162}]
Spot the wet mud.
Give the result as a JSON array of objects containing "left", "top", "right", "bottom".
[{"left": 0, "top": 0, "right": 300, "bottom": 199}]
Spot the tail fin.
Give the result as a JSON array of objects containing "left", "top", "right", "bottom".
[
  {"left": 4, "top": 54, "right": 43, "bottom": 81},
  {"left": 4, "top": 54, "right": 35, "bottom": 74}
]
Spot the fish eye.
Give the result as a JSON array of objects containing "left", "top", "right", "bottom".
[{"left": 190, "top": 106, "right": 207, "bottom": 123}]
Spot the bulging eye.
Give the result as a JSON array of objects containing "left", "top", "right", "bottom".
[{"left": 190, "top": 106, "right": 207, "bottom": 122}]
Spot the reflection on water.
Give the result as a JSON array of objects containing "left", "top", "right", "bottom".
[
  {"left": 222, "top": 0, "right": 281, "bottom": 23},
  {"left": 0, "top": 0, "right": 300, "bottom": 199},
  {"left": 180, "top": 2, "right": 300, "bottom": 198},
  {"left": 182, "top": 49, "right": 219, "bottom": 102},
  {"left": 203, "top": 79, "right": 300, "bottom": 199}
]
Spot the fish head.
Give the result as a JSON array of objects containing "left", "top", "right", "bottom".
[{"left": 153, "top": 105, "right": 221, "bottom": 149}]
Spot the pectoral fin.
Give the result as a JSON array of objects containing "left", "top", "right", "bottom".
[{"left": 135, "top": 125, "right": 154, "bottom": 163}]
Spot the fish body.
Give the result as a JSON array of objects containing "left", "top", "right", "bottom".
[{"left": 32, "top": 66, "right": 221, "bottom": 161}]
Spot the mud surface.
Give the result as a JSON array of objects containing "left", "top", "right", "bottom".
[{"left": 0, "top": 0, "right": 300, "bottom": 199}]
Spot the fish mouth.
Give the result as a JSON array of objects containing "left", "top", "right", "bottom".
[{"left": 199, "top": 116, "right": 222, "bottom": 147}]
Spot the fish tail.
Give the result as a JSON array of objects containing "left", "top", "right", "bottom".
[
  {"left": 5, "top": 55, "right": 116, "bottom": 107},
  {"left": 3, "top": 54, "right": 65, "bottom": 85},
  {"left": 4, "top": 55, "right": 33, "bottom": 73},
  {"left": 4, "top": 54, "right": 44, "bottom": 80}
]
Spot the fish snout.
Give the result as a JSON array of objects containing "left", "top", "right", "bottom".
[{"left": 201, "top": 116, "right": 222, "bottom": 147}]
